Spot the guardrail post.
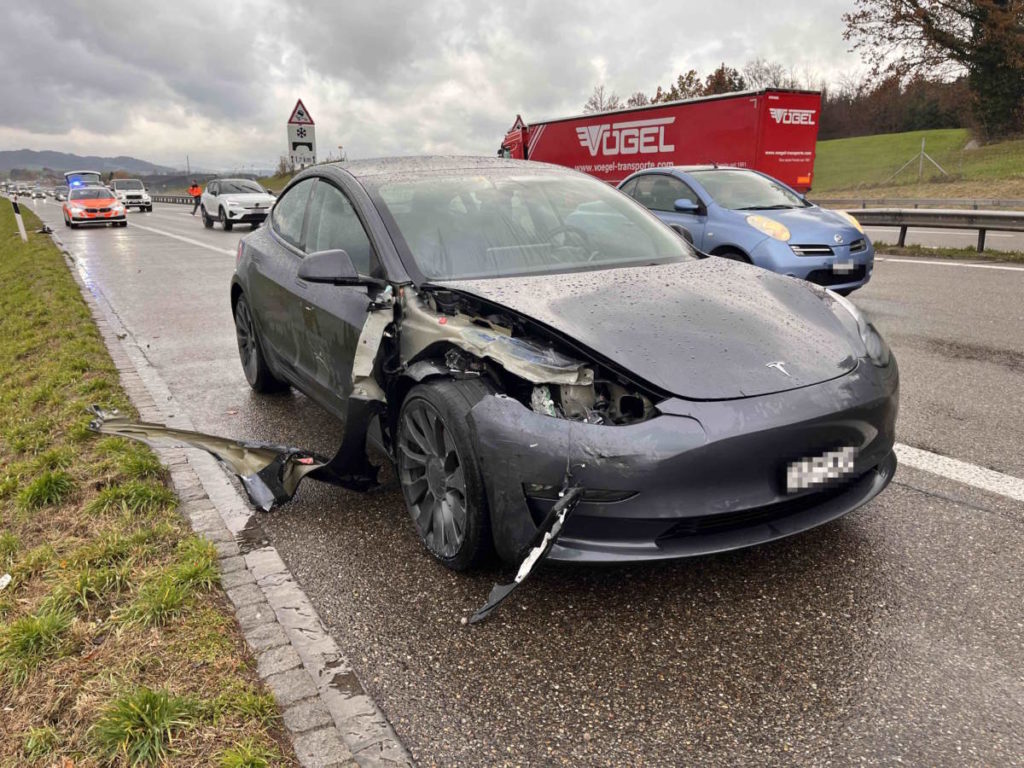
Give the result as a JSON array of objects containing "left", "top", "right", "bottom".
[
  {"left": 977, "top": 229, "right": 986, "bottom": 252},
  {"left": 898, "top": 225, "right": 907, "bottom": 247}
]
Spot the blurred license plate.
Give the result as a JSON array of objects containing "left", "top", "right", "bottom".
[
  {"left": 833, "top": 260, "right": 855, "bottom": 274},
  {"left": 786, "top": 447, "right": 857, "bottom": 493}
]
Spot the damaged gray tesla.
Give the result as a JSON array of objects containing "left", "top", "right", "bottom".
[{"left": 229, "top": 157, "right": 899, "bottom": 571}]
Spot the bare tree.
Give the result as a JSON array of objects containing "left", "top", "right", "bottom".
[
  {"left": 583, "top": 84, "right": 623, "bottom": 113},
  {"left": 743, "top": 58, "right": 796, "bottom": 89},
  {"left": 843, "top": 0, "right": 1024, "bottom": 138},
  {"left": 626, "top": 90, "right": 650, "bottom": 107}
]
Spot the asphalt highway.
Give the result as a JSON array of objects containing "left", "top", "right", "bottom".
[{"left": 27, "top": 199, "right": 1024, "bottom": 767}]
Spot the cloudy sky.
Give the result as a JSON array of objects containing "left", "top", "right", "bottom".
[{"left": 0, "top": 0, "right": 866, "bottom": 170}]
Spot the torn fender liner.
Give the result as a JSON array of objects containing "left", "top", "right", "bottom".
[
  {"left": 87, "top": 406, "right": 378, "bottom": 511},
  {"left": 468, "top": 486, "right": 583, "bottom": 625}
]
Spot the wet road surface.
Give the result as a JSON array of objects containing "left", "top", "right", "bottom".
[{"left": 30, "top": 199, "right": 1024, "bottom": 766}]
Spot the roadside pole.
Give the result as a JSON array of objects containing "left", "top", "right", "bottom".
[{"left": 11, "top": 198, "right": 28, "bottom": 242}]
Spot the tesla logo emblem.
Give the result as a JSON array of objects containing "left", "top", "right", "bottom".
[
  {"left": 766, "top": 361, "right": 791, "bottom": 377},
  {"left": 833, "top": 233, "right": 844, "bottom": 244}
]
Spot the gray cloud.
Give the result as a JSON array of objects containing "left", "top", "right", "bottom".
[{"left": 0, "top": 0, "right": 863, "bottom": 169}]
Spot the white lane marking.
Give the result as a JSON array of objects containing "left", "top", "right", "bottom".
[
  {"left": 127, "top": 221, "right": 235, "bottom": 256},
  {"left": 895, "top": 443, "right": 1024, "bottom": 503},
  {"left": 875, "top": 257, "right": 1024, "bottom": 272}
]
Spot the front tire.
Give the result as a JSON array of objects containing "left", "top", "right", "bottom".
[
  {"left": 397, "top": 380, "right": 493, "bottom": 571},
  {"left": 233, "top": 294, "right": 289, "bottom": 393},
  {"left": 220, "top": 208, "right": 233, "bottom": 231}
]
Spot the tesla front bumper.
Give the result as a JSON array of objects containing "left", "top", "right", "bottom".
[{"left": 469, "top": 358, "right": 898, "bottom": 564}]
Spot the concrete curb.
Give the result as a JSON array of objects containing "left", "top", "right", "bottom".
[{"left": 53, "top": 232, "right": 414, "bottom": 768}]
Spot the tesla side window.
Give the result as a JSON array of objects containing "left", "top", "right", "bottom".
[
  {"left": 304, "top": 181, "right": 374, "bottom": 275},
  {"left": 271, "top": 178, "right": 315, "bottom": 249},
  {"left": 619, "top": 178, "right": 638, "bottom": 197}
]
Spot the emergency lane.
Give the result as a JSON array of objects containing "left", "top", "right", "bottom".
[{"left": 30, "top": 200, "right": 1024, "bottom": 767}]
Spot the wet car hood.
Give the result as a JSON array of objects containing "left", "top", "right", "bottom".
[{"left": 438, "top": 259, "right": 860, "bottom": 400}]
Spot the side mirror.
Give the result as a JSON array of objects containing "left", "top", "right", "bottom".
[
  {"left": 673, "top": 198, "right": 700, "bottom": 213},
  {"left": 669, "top": 223, "right": 694, "bottom": 244},
  {"left": 297, "top": 249, "right": 361, "bottom": 285}
]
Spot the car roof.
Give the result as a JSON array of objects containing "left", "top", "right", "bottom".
[
  {"left": 212, "top": 177, "right": 260, "bottom": 183},
  {"left": 323, "top": 155, "right": 567, "bottom": 179}
]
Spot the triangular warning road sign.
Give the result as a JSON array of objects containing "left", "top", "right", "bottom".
[{"left": 288, "top": 99, "right": 314, "bottom": 125}]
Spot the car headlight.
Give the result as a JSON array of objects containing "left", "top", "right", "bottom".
[
  {"left": 746, "top": 214, "right": 791, "bottom": 242},
  {"left": 834, "top": 210, "right": 864, "bottom": 233},
  {"left": 827, "top": 289, "right": 891, "bottom": 366}
]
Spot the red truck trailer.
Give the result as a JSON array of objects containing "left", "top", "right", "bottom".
[{"left": 500, "top": 88, "right": 822, "bottom": 191}]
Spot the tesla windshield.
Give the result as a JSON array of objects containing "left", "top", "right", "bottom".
[
  {"left": 220, "top": 180, "right": 265, "bottom": 194},
  {"left": 690, "top": 169, "right": 810, "bottom": 211},
  {"left": 372, "top": 172, "right": 694, "bottom": 280}
]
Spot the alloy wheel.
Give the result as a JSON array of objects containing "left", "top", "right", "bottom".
[
  {"left": 234, "top": 299, "right": 258, "bottom": 385},
  {"left": 398, "top": 400, "right": 468, "bottom": 559}
]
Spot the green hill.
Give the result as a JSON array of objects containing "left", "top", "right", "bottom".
[{"left": 812, "top": 128, "right": 1024, "bottom": 196}]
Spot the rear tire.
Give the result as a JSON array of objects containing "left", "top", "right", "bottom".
[
  {"left": 233, "top": 294, "right": 289, "bottom": 393},
  {"left": 397, "top": 380, "right": 494, "bottom": 571},
  {"left": 201, "top": 206, "right": 213, "bottom": 228},
  {"left": 220, "top": 208, "right": 233, "bottom": 231}
]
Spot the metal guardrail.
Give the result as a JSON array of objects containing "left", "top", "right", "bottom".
[
  {"left": 816, "top": 197, "right": 1024, "bottom": 211},
  {"left": 151, "top": 195, "right": 194, "bottom": 204},
  {"left": 851, "top": 208, "right": 1024, "bottom": 252}
]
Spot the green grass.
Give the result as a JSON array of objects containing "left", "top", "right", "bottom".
[
  {"left": 813, "top": 128, "right": 1024, "bottom": 193},
  {"left": 217, "top": 738, "right": 282, "bottom": 768},
  {"left": 0, "top": 203, "right": 296, "bottom": 764},
  {"left": 0, "top": 606, "right": 74, "bottom": 685},
  {"left": 17, "top": 469, "right": 75, "bottom": 510},
  {"left": 90, "top": 686, "right": 198, "bottom": 766},
  {"left": 84, "top": 480, "right": 177, "bottom": 516},
  {"left": 22, "top": 725, "right": 59, "bottom": 760}
]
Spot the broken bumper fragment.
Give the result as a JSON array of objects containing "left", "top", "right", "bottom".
[{"left": 87, "top": 407, "right": 378, "bottom": 511}]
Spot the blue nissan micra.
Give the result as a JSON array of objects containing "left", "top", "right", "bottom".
[{"left": 619, "top": 166, "right": 874, "bottom": 294}]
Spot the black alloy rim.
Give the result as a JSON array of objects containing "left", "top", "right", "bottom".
[{"left": 398, "top": 400, "right": 468, "bottom": 558}]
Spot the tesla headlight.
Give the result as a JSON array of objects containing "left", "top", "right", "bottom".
[
  {"left": 834, "top": 210, "right": 864, "bottom": 233},
  {"left": 827, "top": 289, "right": 891, "bottom": 366},
  {"left": 746, "top": 215, "right": 791, "bottom": 242}
]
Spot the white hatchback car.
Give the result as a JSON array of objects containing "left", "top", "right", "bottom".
[{"left": 201, "top": 178, "right": 275, "bottom": 231}]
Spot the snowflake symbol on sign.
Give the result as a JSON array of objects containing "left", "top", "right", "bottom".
[{"left": 296, "top": 127, "right": 307, "bottom": 138}]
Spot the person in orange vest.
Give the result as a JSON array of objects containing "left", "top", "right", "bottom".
[{"left": 189, "top": 180, "right": 202, "bottom": 215}]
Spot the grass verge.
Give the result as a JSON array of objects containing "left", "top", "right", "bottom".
[
  {"left": 0, "top": 203, "right": 296, "bottom": 766},
  {"left": 813, "top": 128, "right": 1024, "bottom": 194},
  {"left": 874, "top": 241, "right": 1024, "bottom": 264}
]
